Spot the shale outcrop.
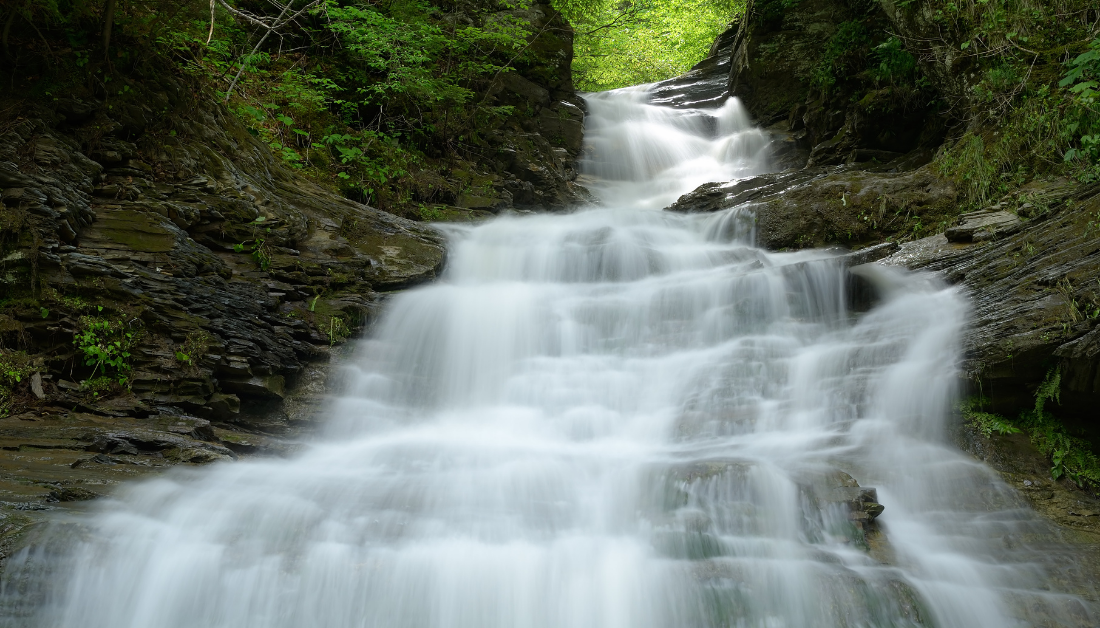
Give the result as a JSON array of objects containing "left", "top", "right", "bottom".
[
  {"left": 882, "top": 182, "right": 1100, "bottom": 432},
  {"left": 0, "top": 2, "right": 589, "bottom": 533},
  {"left": 1, "top": 82, "right": 445, "bottom": 431}
]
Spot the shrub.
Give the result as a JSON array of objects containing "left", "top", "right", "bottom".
[{"left": 73, "top": 315, "right": 135, "bottom": 384}]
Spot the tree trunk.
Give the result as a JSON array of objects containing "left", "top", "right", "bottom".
[
  {"left": 2, "top": 10, "right": 16, "bottom": 61},
  {"left": 102, "top": 0, "right": 117, "bottom": 58}
]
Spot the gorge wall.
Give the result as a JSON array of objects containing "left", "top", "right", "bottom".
[
  {"left": 0, "top": 2, "right": 587, "bottom": 536},
  {"left": 668, "top": 0, "right": 1100, "bottom": 500}
]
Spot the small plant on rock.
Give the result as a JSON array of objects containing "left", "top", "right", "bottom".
[
  {"left": 234, "top": 238, "right": 271, "bottom": 270},
  {"left": 327, "top": 315, "right": 351, "bottom": 346},
  {"left": 81, "top": 376, "right": 116, "bottom": 398},
  {"left": 0, "top": 350, "right": 34, "bottom": 417},
  {"left": 234, "top": 216, "right": 273, "bottom": 270},
  {"left": 960, "top": 397, "right": 1021, "bottom": 438},
  {"left": 175, "top": 331, "right": 212, "bottom": 367},
  {"left": 1061, "top": 36, "right": 1100, "bottom": 169},
  {"left": 73, "top": 316, "right": 135, "bottom": 385},
  {"left": 1018, "top": 369, "right": 1100, "bottom": 489},
  {"left": 417, "top": 204, "right": 446, "bottom": 221}
]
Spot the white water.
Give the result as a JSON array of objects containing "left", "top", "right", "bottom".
[{"left": 2, "top": 85, "right": 1094, "bottom": 627}]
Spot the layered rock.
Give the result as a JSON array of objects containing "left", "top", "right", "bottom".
[
  {"left": 0, "top": 2, "right": 593, "bottom": 528},
  {"left": 1, "top": 90, "right": 444, "bottom": 427},
  {"left": 881, "top": 182, "right": 1100, "bottom": 432},
  {"left": 668, "top": 159, "right": 956, "bottom": 249},
  {"left": 648, "top": 26, "right": 740, "bottom": 109}
]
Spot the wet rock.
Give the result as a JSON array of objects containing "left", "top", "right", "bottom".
[
  {"left": 882, "top": 183, "right": 1100, "bottom": 430},
  {"left": 811, "top": 471, "right": 885, "bottom": 530},
  {"left": 0, "top": 84, "right": 450, "bottom": 433},
  {"left": 843, "top": 241, "right": 899, "bottom": 267},
  {"left": 944, "top": 209, "right": 1022, "bottom": 243},
  {"left": 219, "top": 375, "right": 286, "bottom": 400},
  {"left": 667, "top": 162, "right": 957, "bottom": 250},
  {"left": 206, "top": 393, "right": 241, "bottom": 419},
  {"left": 666, "top": 169, "right": 820, "bottom": 214},
  {"left": 29, "top": 373, "right": 44, "bottom": 400},
  {"left": 46, "top": 486, "right": 99, "bottom": 502},
  {"left": 87, "top": 435, "right": 140, "bottom": 456},
  {"left": 649, "top": 26, "right": 739, "bottom": 109}
]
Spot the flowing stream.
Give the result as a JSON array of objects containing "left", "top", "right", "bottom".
[{"left": 2, "top": 85, "right": 1096, "bottom": 627}]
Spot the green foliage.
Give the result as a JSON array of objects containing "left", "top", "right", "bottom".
[
  {"left": 986, "top": 368, "right": 1100, "bottom": 490},
  {"left": 0, "top": 350, "right": 34, "bottom": 417},
  {"left": 81, "top": 376, "right": 117, "bottom": 398},
  {"left": 559, "top": 0, "right": 744, "bottom": 91},
  {"left": 964, "top": 370, "right": 1100, "bottom": 490},
  {"left": 937, "top": 134, "right": 997, "bottom": 208},
  {"left": 811, "top": 21, "right": 869, "bottom": 92},
  {"left": 754, "top": 0, "right": 803, "bottom": 25},
  {"left": 923, "top": 0, "right": 1100, "bottom": 200},
  {"left": 938, "top": 82, "right": 1093, "bottom": 208},
  {"left": 58, "top": 294, "right": 94, "bottom": 313},
  {"left": 114, "top": 0, "right": 538, "bottom": 215},
  {"left": 73, "top": 316, "right": 135, "bottom": 384},
  {"left": 323, "top": 0, "right": 518, "bottom": 107},
  {"left": 1059, "top": 36, "right": 1100, "bottom": 101},
  {"left": 1060, "top": 36, "right": 1100, "bottom": 170},
  {"left": 971, "top": 63, "right": 1021, "bottom": 103},
  {"left": 960, "top": 397, "right": 1021, "bottom": 438},
  {"left": 1017, "top": 369, "right": 1100, "bottom": 488},
  {"left": 868, "top": 37, "right": 918, "bottom": 86},
  {"left": 418, "top": 204, "right": 446, "bottom": 221},
  {"left": 317, "top": 131, "right": 417, "bottom": 205},
  {"left": 231, "top": 215, "right": 273, "bottom": 269}
]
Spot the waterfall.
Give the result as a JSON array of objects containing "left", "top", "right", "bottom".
[{"left": 2, "top": 85, "right": 1094, "bottom": 628}]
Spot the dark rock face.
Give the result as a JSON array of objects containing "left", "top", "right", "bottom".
[
  {"left": 648, "top": 27, "right": 741, "bottom": 109},
  {"left": 477, "top": 3, "right": 594, "bottom": 211},
  {"left": 943, "top": 209, "right": 1023, "bottom": 243},
  {"left": 0, "top": 2, "right": 590, "bottom": 528},
  {"left": 725, "top": 0, "right": 943, "bottom": 167}
]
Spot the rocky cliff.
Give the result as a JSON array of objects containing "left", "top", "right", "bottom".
[
  {"left": 667, "top": 0, "right": 1100, "bottom": 493},
  {"left": 453, "top": 3, "right": 593, "bottom": 214},
  {"left": 0, "top": 2, "right": 588, "bottom": 527}
]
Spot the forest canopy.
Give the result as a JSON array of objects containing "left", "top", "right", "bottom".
[{"left": 553, "top": 0, "right": 745, "bottom": 91}]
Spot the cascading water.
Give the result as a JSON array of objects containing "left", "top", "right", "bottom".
[{"left": 2, "top": 85, "right": 1095, "bottom": 627}]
